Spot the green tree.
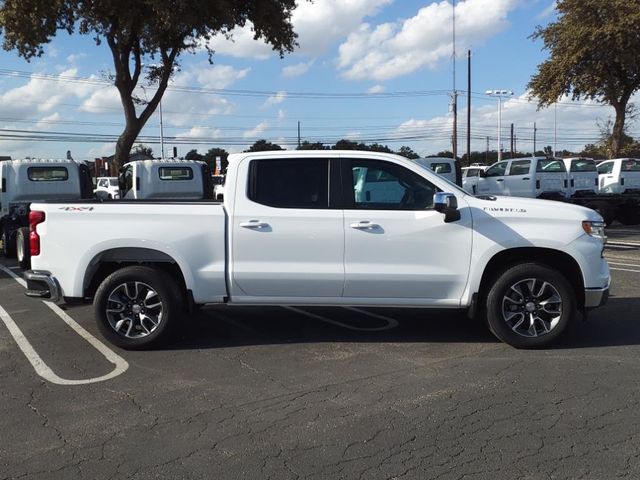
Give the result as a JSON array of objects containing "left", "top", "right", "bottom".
[
  {"left": 0, "top": 0, "right": 300, "bottom": 168},
  {"left": 203, "top": 147, "right": 229, "bottom": 173},
  {"left": 333, "top": 139, "right": 362, "bottom": 150},
  {"left": 398, "top": 146, "right": 419, "bottom": 159},
  {"left": 132, "top": 144, "right": 153, "bottom": 157},
  {"left": 245, "top": 140, "right": 284, "bottom": 152},
  {"left": 297, "top": 141, "right": 327, "bottom": 150},
  {"left": 185, "top": 149, "right": 204, "bottom": 161},
  {"left": 528, "top": 0, "right": 640, "bottom": 158}
]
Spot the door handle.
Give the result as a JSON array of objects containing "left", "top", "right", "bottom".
[
  {"left": 496, "top": 179, "right": 504, "bottom": 182},
  {"left": 522, "top": 177, "right": 530, "bottom": 180},
  {"left": 239, "top": 220, "right": 270, "bottom": 229},
  {"left": 350, "top": 221, "right": 380, "bottom": 230}
]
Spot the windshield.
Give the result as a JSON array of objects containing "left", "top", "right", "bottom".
[
  {"left": 109, "top": 179, "right": 118, "bottom": 186},
  {"left": 570, "top": 159, "right": 596, "bottom": 172},
  {"left": 536, "top": 159, "right": 566, "bottom": 172}
]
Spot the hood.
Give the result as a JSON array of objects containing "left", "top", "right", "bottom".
[{"left": 465, "top": 194, "right": 602, "bottom": 223}]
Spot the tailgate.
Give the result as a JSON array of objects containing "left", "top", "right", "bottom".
[{"left": 537, "top": 172, "right": 566, "bottom": 194}]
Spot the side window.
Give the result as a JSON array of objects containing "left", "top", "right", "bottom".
[
  {"left": 536, "top": 159, "right": 566, "bottom": 172},
  {"left": 248, "top": 158, "right": 329, "bottom": 209},
  {"left": 430, "top": 162, "right": 452, "bottom": 174},
  {"left": 508, "top": 160, "right": 531, "bottom": 176},
  {"left": 99, "top": 179, "right": 107, "bottom": 187},
  {"left": 484, "top": 162, "right": 508, "bottom": 177},
  {"left": 159, "top": 167, "right": 193, "bottom": 180},
  {"left": 123, "top": 167, "right": 134, "bottom": 196},
  {"left": 570, "top": 159, "right": 596, "bottom": 172},
  {"left": 597, "top": 162, "right": 614, "bottom": 174},
  {"left": 621, "top": 159, "right": 640, "bottom": 171},
  {"left": 348, "top": 159, "right": 438, "bottom": 210}
]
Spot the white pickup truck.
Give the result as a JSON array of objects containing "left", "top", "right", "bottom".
[{"left": 23, "top": 150, "right": 610, "bottom": 349}]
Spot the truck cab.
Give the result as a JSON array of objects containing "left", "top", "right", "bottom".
[
  {"left": 119, "top": 159, "right": 213, "bottom": 200},
  {"left": 597, "top": 158, "right": 640, "bottom": 194},
  {"left": 476, "top": 157, "right": 568, "bottom": 198}
]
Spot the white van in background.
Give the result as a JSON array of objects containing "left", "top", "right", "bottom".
[
  {"left": 561, "top": 158, "right": 598, "bottom": 197},
  {"left": 94, "top": 176, "right": 120, "bottom": 199},
  {"left": 476, "top": 157, "right": 568, "bottom": 198},
  {"left": 119, "top": 159, "right": 213, "bottom": 200},
  {"left": 411, "top": 157, "right": 459, "bottom": 185},
  {"left": 597, "top": 158, "right": 640, "bottom": 194}
]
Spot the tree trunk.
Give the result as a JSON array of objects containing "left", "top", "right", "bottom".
[
  {"left": 610, "top": 102, "right": 627, "bottom": 158},
  {"left": 114, "top": 120, "right": 141, "bottom": 170}
]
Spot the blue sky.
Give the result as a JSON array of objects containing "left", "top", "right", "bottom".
[{"left": 0, "top": 0, "right": 631, "bottom": 160}]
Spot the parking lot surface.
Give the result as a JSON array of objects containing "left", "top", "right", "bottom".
[{"left": 1, "top": 225, "right": 640, "bottom": 479}]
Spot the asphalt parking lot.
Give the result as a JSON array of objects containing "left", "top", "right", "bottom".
[{"left": 1, "top": 226, "right": 640, "bottom": 480}]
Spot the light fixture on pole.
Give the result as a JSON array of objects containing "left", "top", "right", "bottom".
[{"left": 485, "top": 89, "right": 514, "bottom": 162}]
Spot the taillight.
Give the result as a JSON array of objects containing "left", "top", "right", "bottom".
[{"left": 29, "top": 210, "right": 45, "bottom": 256}]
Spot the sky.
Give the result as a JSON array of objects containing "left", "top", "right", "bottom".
[{"left": 0, "top": 0, "right": 635, "bottom": 161}]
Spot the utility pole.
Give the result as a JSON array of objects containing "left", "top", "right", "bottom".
[
  {"left": 297, "top": 121, "right": 301, "bottom": 148},
  {"left": 451, "top": 0, "right": 457, "bottom": 161},
  {"left": 514, "top": 134, "right": 517, "bottom": 156},
  {"left": 466, "top": 49, "right": 471, "bottom": 166},
  {"left": 159, "top": 99, "right": 165, "bottom": 159},
  {"left": 553, "top": 103, "right": 557, "bottom": 157},
  {"left": 486, "top": 136, "right": 489, "bottom": 163},
  {"left": 510, "top": 123, "right": 514, "bottom": 159},
  {"left": 533, "top": 122, "right": 537, "bottom": 155}
]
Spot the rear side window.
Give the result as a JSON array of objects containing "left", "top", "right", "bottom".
[
  {"left": 28, "top": 167, "right": 69, "bottom": 181},
  {"left": 536, "top": 159, "right": 566, "bottom": 172},
  {"left": 621, "top": 159, "right": 640, "bottom": 171},
  {"left": 597, "top": 162, "right": 614, "bottom": 174},
  {"left": 570, "top": 159, "right": 597, "bottom": 172},
  {"left": 249, "top": 158, "right": 329, "bottom": 209},
  {"left": 159, "top": 167, "right": 194, "bottom": 180},
  {"left": 508, "top": 160, "right": 531, "bottom": 176},
  {"left": 430, "top": 162, "right": 452, "bottom": 174}
]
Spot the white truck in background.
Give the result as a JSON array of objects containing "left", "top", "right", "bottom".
[
  {"left": 0, "top": 158, "right": 94, "bottom": 268},
  {"left": 119, "top": 159, "right": 213, "bottom": 200},
  {"left": 597, "top": 158, "right": 640, "bottom": 194},
  {"left": 24, "top": 150, "right": 609, "bottom": 350}
]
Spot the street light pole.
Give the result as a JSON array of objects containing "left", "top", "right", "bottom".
[
  {"left": 485, "top": 89, "right": 514, "bottom": 162},
  {"left": 159, "top": 98, "right": 165, "bottom": 159}
]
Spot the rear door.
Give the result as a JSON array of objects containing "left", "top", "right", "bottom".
[
  {"left": 568, "top": 158, "right": 598, "bottom": 195},
  {"left": 476, "top": 161, "right": 508, "bottom": 195},
  {"left": 342, "top": 157, "right": 472, "bottom": 303},
  {"left": 230, "top": 156, "right": 345, "bottom": 299},
  {"left": 619, "top": 158, "right": 640, "bottom": 193},
  {"left": 504, "top": 159, "right": 532, "bottom": 197},
  {"left": 597, "top": 161, "right": 616, "bottom": 193},
  {"left": 535, "top": 158, "right": 567, "bottom": 197}
]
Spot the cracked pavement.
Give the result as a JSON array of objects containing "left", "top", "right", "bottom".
[{"left": 1, "top": 225, "right": 640, "bottom": 479}]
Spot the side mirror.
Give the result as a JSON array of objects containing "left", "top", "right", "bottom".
[{"left": 434, "top": 192, "right": 461, "bottom": 223}]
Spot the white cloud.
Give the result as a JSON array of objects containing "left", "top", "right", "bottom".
[
  {"left": 66, "top": 53, "right": 87, "bottom": 64},
  {"left": 536, "top": 1, "right": 557, "bottom": 20},
  {"left": 243, "top": 121, "right": 269, "bottom": 139},
  {"left": 206, "top": 0, "right": 392, "bottom": 59},
  {"left": 196, "top": 65, "right": 250, "bottom": 89},
  {"left": 278, "top": 109, "right": 286, "bottom": 120},
  {"left": 88, "top": 143, "right": 116, "bottom": 158},
  {"left": 262, "top": 91, "right": 287, "bottom": 108},
  {"left": 367, "top": 84, "right": 386, "bottom": 94},
  {"left": 79, "top": 86, "right": 120, "bottom": 113},
  {"left": 281, "top": 60, "right": 314, "bottom": 78},
  {"left": 175, "top": 126, "right": 223, "bottom": 140},
  {"left": 338, "top": 0, "right": 516, "bottom": 81}
]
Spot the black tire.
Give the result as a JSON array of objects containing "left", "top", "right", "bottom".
[
  {"left": 1, "top": 228, "right": 16, "bottom": 258},
  {"left": 589, "top": 202, "right": 614, "bottom": 227},
  {"left": 16, "top": 227, "right": 30, "bottom": 269},
  {"left": 485, "top": 263, "right": 575, "bottom": 348},
  {"left": 94, "top": 266, "right": 184, "bottom": 349},
  {"left": 616, "top": 207, "right": 640, "bottom": 226}
]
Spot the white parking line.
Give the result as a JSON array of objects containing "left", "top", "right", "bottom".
[
  {"left": 0, "top": 264, "right": 128, "bottom": 385},
  {"left": 610, "top": 267, "right": 640, "bottom": 273},
  {"left": 283, "top": 306, "right": 398, "bottom": 331},
  {"left": 608, "top": 261, "right": 640, "bottom": 268},
  {"left": 607, "top": 241, "right": 640, "bottom": 247}
]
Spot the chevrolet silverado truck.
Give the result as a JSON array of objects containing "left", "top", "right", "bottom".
[{"left": 23, "top": 150, "right": 610, "bottom": 349}]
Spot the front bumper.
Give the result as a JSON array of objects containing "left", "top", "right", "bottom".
[
  {"left": 24, "top": 270, "right": 62, "bottom": 303},
  {"left": 584, "top": 282, "right": 610, "bottom": 309}
]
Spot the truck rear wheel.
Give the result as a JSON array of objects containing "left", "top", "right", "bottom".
[
  {"left": 16, "top": 227, "right": 30, "bottom": 269},
  {"left": 1, "top": 229, "right": 16, "bottom": 258},
  {"left": 94, "top": 266, "right": 184, "bottom": 349},
  {"left": 485, "top": 263, "right": 575, "bottom": 348}
]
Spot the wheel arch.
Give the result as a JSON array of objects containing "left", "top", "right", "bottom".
[
  {"left": 478, "top": 247, "right": 585, "bottom": 310},
  {"left": 83, "top": 247, "right": 189, "bottom": 300}
]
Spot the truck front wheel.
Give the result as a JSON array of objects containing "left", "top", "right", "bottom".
[
  {"left": 16, "top": 227, "right": 30, "bottom": 269},
  {"left": 485, "top": 263, "right": 575, "bottom": 348},
  {"left": 94, "top": 266, "right": 184, "bottom": 349}
]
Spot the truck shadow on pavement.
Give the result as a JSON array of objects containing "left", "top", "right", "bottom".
[{"left": 164, "top": 296, "right": 639, "bottom": 351}]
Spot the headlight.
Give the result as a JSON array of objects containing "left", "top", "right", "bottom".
[{"left": 582, "top": 221, "right": 606, "bottom": 241}]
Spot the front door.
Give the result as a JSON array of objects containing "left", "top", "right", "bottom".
[
  {"left": 230, "top": 156, "right": 345, "bottom": 299},
  {"left": 477, "top": 161, "right": 508, "bottom": 195},
  {"left": 342, "top": 158, "right": 472, "bottom": 304}
]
